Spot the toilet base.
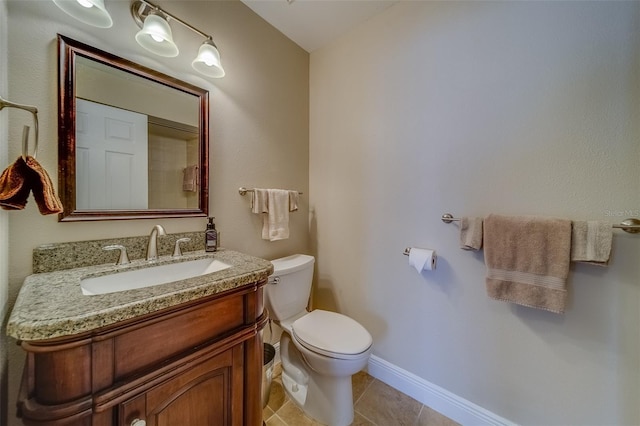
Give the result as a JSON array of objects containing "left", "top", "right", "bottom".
[
  {"left": 280, "top": 333, "right": 358, "bottom": 426},
  {"left": 282, "top": 366, "right": 355, "bottom": 426}
]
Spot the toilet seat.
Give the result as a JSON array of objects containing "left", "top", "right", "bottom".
[{"left": 292, "top": 310, "right": 372, "bottom": 360}]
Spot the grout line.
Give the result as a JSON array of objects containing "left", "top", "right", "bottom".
[
  {"left": 416, "top": 404, "right": 425, "bottom": 425},
  {"left": 353, "top": 375, "right": 379, "bottom": 425},
  {"left": 353, "top": 374, "right": 376, "bottom": 406},
  {"left": 272, "top": 412, "right": 287, "bottom": 426},
  {"left": 355, "top": 410, "right": 378, "bottom": 426}
]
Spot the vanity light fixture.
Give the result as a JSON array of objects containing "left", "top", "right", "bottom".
[
  {"left": 134, "top": 11, "right": 179, "bottom": 57},
  {"left": 192, "top": 39, "right": 225, "bottom": 78},
  {"left": 131, "top": 0, "right": 226, "bottom": 78},
  {"left": 52, "top": 0, "right": 113, "bottom": 28}
]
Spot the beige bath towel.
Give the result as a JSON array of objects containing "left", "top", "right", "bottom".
[
  {"left": 570, "top": 221, "right": 612, "bottom": 266},
  {"left": 484, "top": 214, "right": 572, "bottom": 314},
  {"left": 460, "top": 217, "right": 483, "bottom": 250}
]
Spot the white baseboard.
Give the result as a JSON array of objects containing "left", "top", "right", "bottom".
[{"left": 367, "top": 355, "right": 516, "bottom": 426}]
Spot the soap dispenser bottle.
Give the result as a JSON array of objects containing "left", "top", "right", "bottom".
[{"left": 205, "top": 217, "right": 218, "bottom": 252}]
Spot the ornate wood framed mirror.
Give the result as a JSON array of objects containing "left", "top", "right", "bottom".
[{"left": 58, "top": 34, "right": 209, "bottom": 221}]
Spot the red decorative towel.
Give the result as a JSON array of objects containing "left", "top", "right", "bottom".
[
  {"left": 0, "top": 156, "right": 63, "bottom": 215},
  {"left": 24, "top": 156, "right": 63, "bottom": 215},
  {"left": 0, "top": 157, "right": 31, "bottom": 210}
]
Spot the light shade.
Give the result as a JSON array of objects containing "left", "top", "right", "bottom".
[
  {"left": 192, "top": 40, "right": 225, "bottom": 78},
  {"left": 135, "top": 13, "right": 179, "bottom": 58},
  {"left": 52, "top": 0, "right": 113, "bottom": 28}
]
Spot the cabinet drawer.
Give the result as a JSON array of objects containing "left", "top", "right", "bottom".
[{"left": 114, "top": 295, "right": 244, "bottom": 378}]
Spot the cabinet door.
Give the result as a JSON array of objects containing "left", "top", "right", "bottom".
[{"left": 121, "top": 344, "right": 244, "bottom": 426}]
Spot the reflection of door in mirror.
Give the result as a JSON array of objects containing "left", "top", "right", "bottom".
[
  {"left": 76, "top": 99, "right": 149, "bottom": 210},
  {"left": 74, "top": 53, "right": 201, "bottom": 211}
]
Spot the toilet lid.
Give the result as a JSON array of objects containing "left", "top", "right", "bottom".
[{"left": 292, "top": 310, "right": 372, "bottom": 358}]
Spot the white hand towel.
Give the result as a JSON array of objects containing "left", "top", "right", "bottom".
[
  {"left": 289, "top": 190, "right": 299, "bottom": 212},
  {"left": 251, "top": 188, "right": 269, "bottom": 214},
  {"left": 570, "top": 221, "right": 612, "bottom": 266},
  {"left": 460, "top": 217, "right": 483, "bottom": 250},
  {"left": 262, "top": 189, "right": 290, "bottom": 241}
]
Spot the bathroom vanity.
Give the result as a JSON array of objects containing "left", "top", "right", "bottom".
[{"left": 7, "top": 246, "right": 273, "bottom": 426}]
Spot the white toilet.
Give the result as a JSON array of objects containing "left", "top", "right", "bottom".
[{"left": 265, "top": 254, "right": 373, "bottom": 426}]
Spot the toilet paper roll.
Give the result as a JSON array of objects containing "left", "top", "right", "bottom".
[{"left": 408, "top": 248, "right": 437, "bottom": 272}]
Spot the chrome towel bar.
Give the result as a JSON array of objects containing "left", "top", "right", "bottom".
[
  {"left": 441, "top": 213, "right": 640, "bottom": 234},
  {"left": 239, "top": 187, "right": 303, "bottom": 196}
]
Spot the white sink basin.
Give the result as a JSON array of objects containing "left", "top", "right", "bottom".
[{"left": 81, "top": 258, "right": 232, "bottom": 296}]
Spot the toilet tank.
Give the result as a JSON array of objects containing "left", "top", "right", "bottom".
[{"left": 265, "top": 254, "right": 315, "bottom": 322}]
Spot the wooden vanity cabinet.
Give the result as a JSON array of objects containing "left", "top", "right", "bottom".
[{"left": 16, "top": 279, "right": 267, "bottom": 426}]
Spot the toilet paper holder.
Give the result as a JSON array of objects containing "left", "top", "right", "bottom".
[{"left": 402, "top": 247, "right": 411, "bottom": 256}]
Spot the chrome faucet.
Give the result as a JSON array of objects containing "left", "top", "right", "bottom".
[
  {"left": 103, "top": 245, "right": 130, "bottom": 265},
  {"left": 146, "top": 225, "right": 167, "bottom": 261}
]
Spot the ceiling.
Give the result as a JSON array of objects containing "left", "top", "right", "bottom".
[{"left": 240, "top": 0, "right": 399, "bottom": 52}]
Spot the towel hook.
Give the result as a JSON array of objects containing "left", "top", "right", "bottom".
[{"left": 0, "top": 95, "right": 39, "bottom": 160}]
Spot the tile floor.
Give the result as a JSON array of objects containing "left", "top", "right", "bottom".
[{"left": 263, "top": 363, "right": 460, "bottom": 426}]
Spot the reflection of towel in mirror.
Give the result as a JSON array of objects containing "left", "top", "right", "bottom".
[
  {"left": 0, "top": 156, "right": 63, "bottom": 215},
  {"left": 182, "top": 165, "right": 198, "bottom": 192}
]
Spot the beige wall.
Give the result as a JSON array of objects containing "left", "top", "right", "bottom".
[
  {"left": 310, "top": 2, "right": 640, "bottom": 425},
  {"left": 4, "top": 1, "right": 308, "bottom": 424},
  {"left": 1, "top": 0, "right": 9, "bottom": 423}
]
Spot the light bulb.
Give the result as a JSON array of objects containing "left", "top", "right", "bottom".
[
  {"left": 151, "top": 34, "right": 164, "bottom": 43},
  {"left": 77, "top": 0, "right": 93, "bottom": 8}
]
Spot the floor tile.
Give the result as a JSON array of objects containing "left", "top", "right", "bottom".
[
  {"left": 354, "top": 379, "right": 422, "bottom": 426},
  {"left": 416, "top": 406, "right": 461, "bottom": 426},
  {"left": 276, "top": 400, "right": 324, "bottom": 426},
  {"left": 350, "top": 411, "right": 376, "bottom": 426},
  {"left": 265, "top": 362, "right": 457, "bottom": 426},
  {"left": 265, "top": 414, "right": 288, "bottom": 426},
  {"left": 266, "top": 377, "right": 288, "bottom": 413},
  {"left": 352, "top": 370, "right": 375, "bottom": 403}
]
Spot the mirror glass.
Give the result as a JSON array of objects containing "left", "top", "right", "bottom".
[{"left": 58, "top": 35, "right": 209, "bottom": 221}]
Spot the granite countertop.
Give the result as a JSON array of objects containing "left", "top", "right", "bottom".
[{"left": 7, "top": 249, "right": 274, "bottom": 342}]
